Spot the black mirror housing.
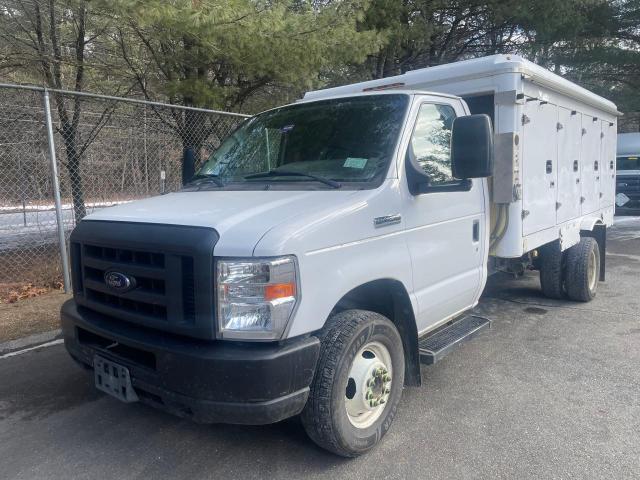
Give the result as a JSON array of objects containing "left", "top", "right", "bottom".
[{"left": 451, "top": 114, "right": 493, "bottom": 179}]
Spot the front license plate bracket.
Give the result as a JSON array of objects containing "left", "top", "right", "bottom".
[{"left": 94, "top": 355, "right": 139, "bottom": 403}]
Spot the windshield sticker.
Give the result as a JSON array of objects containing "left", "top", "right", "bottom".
[
  {"left": 344, "top": 157, "right": 368, "bottom": 169},
  {"left": 280, "top": 124, "right": 295, "bottom": 133}
]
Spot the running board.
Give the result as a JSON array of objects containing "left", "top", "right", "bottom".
[{"left": 418, "top": 315, "right": 491, "bottom": 365}]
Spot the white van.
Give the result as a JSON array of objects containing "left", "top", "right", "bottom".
[
  {"left": 616, "top": 132, "right": 640, "bottom": 213},
  {"left": 62, "top": 55, "right": 618, "bottom": 456}
]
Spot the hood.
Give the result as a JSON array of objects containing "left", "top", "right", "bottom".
[{"left": 84, "top": 190, "right": 360, "bottom": 256}]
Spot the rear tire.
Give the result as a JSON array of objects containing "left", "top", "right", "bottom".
[
  {"left": 301, "top": 309, "right": 405, "bottom": 457},
  {"left": 539, "top": 241, "right": 564, "bottom": 299},
  {"left": 565, "top": 237, "right": 600, "bottom": 302}
]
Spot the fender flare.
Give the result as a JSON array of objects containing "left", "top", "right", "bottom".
[{"left": 580, "top": 216, "right": 605, "bottom": 232}]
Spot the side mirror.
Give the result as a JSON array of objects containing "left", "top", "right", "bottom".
[{"left": 451, "top": 114, "right": 493, "bottom": 179}]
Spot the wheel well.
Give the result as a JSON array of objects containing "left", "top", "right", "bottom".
[{"left": 331, "top": 279, "right": 421, "bottom": 387}]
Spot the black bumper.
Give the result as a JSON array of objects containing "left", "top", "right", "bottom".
[{"left": 61, "top": 300, "right": 320, "bottom": 425}]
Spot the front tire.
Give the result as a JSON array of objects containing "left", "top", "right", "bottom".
[{"left": 301, "top": 309, "right": 405, "bottom": 457}]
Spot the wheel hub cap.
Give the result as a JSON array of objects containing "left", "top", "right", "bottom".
[{"left": 345, "top": 341, "right": 392, "bottom": 428}]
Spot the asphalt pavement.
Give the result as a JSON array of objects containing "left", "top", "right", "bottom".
[{"left": 1, "top": 218, "right": 639, "bottom": 479}]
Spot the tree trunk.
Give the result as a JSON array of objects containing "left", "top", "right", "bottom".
[{"left": 61, "top": 123, "right": 87, "bottom": 220}]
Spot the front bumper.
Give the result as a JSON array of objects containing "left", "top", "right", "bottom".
[{"left": 61, "top": 300, "right": 320, "bottom": 425}]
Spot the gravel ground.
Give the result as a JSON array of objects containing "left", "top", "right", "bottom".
[
  {"left": 0, "top": 291, "right": 69, "bottom": 342},
  {"left": 0, "top": 218, "right": 639, "bottom": 479}
]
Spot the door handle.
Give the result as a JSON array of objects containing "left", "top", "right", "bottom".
[{"left": 472, "top": 220, "right": 480, "bottom": 242}]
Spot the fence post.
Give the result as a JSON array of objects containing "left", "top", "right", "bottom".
[{"left": 42, "top": 89, "right": 71, "bottom": 293}]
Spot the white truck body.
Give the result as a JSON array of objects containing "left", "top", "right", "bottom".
[
  {"left": 63, "top": 55, "right": 618, "bottom": 454},
  {"left": 88, "top": 54, "right": 618, "bottom": 338}
]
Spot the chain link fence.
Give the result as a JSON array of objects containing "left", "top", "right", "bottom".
[{"left": 0, "top": 84, "right": 249, "bottom": 295}]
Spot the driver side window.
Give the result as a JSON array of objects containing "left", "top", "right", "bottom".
[{"left": 408, "top": 103, "right": 457, "bottom": 185}]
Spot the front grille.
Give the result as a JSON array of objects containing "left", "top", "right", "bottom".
[
  {"left": 70, "top": 221, "right": 219, "bottom": 339},
  {"left": 85, "top": 287, "right": 168, "bottom": 320},
  {"left": 80, "top": 244, "right": 172, "bottom": 323},
  {"left": 84, "top": 244, "right": 165, "bottom": 267}
]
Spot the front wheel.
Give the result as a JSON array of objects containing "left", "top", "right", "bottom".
[{"left": 301, "top": 309, "right": 405, "bottom": 457}]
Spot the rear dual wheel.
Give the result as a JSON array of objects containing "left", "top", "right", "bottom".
[{"left": 301, "top": 309, "right": 404, "bottom": 457}]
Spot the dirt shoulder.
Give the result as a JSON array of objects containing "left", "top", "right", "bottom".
[{"left": 0, "top": 291, "right": 71, "bottom": 343}]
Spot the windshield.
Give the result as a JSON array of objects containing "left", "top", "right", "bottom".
[
  {"left": 195, "top": 94, "right": 409, "bottom": 188},
  {"left": 617, "top": 155, "right": 640, "bottom": 171}
]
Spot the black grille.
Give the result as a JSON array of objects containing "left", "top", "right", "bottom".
[
  {"left": 77, "top": 242, "right": 189, "bottom": 325},
  {"left": 84, "top": 244, "right": 165, "bottom": 268},
  {"left": 182, "top": 256, "right": 196, "bottom": 323},
  {"left": 70, "top": 221, "right": 219, "bottom": 339},
  {"left": 85, "top": 286, "right": 168, "bottom": 320}
]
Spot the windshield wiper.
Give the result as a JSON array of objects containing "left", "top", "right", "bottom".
[
  {"left": 187, "top": 173, "right": 224, "bottom": 187},
  {"left": 244, "top": 170, "right": 341, "bottom": 188}
]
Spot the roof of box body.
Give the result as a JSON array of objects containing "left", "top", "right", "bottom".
[
  {"left": 304, "top": 54, "right": 620, "bottom": 117},
  {"left": 617, "top": 133, "right": 640, "bottom": 156}
]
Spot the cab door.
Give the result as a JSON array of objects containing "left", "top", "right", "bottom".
[{"left": 400, "top": 97, "right": 487, "bottom": 335}]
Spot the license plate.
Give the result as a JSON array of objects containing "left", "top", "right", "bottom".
[{"left": 94, "top": 355, "right": 139, "bottom": 403}]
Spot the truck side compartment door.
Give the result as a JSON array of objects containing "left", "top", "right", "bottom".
[
  {"left": 401, "top": 98, "right": 486, "bottom": 334},
  {"left": 581, "top": 117, "right": 601, "bottom": 214},
  {"left": 556, "top": 108, "right": 582, "bottom": 223},
  {"left": 599, "top": 120, "right": 616, "bottom": 208},
  {"left": 522, "top": 100, "right": 558, "bottom": 235}
]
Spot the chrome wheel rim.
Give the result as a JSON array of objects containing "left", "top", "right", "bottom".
[
  {"left": 588, "top": 249, "right": 597, "bottom": 292},
  {"left": 345, "top": 341, "right": 392, "bottom": 429}
]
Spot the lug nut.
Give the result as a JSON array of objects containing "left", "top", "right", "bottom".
[{"left": 383, "top": 374, "right": 392, "bottom": 382}]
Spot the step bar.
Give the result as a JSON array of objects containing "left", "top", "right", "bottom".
[{"left": 418, "top": 315, "right": 491, "bottom": 365}]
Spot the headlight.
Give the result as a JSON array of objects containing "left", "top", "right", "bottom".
[{"left": 216, "top": 256, "right": 298, "bottom": 340}]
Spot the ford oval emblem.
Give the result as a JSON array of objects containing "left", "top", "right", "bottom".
[{"left": 104, "top": 271, "right": 135, "bottom": 293}]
